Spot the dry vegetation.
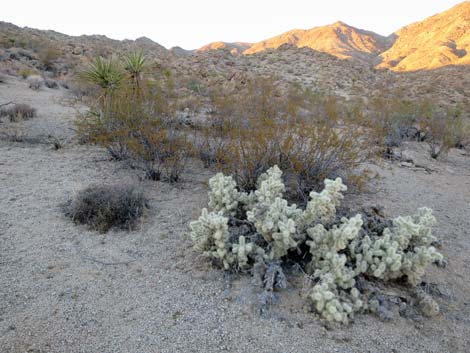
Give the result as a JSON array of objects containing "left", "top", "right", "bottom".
[
  {"left": 0, "top": 102, "right": 36, "bottom": 122},
  {"left": 76, "top": 54, "right": 382, "bottom": 202},
  {"left": 64, "top": 184, "right": 148, "bottom": 233},
  {"left": 1, "top": 7, "right": 470, "bottom": 351},
  {"left": 74, "top": 51, "right": 470, "bottom": 204}
]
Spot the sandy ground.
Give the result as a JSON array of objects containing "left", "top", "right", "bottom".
[{"left": 1, "top": 76, "right": 470, "bottom": 353}]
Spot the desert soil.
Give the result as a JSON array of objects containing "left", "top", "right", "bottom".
[{"left": 1, "top": 76, "right": 469, "bottom": 353}]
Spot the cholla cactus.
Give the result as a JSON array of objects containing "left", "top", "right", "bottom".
[
  {"left": 299, "top": 177, "right": 347, "bottom": 228},
  {"left": 390, "top": 207, "right": 438, "bottom": 249},
  {"left": 232, "top": 236, "right": 255, "bottom": 268},
  {"left": 309, "top": 275, "right": 363, "bottom": 324},
  {"left": 248, "top": 197, "right": 301, "bottom": 259},
  {"left": 189, "top": 208, "right": 233, "bottom": 269},
  {"left": 350, "top": 208, "right": 442, "bottom": 285},
  {"left": 351, "top": 232, "right": 403, "bottom": 280},
  {"left": 253, "top": 165, "right": 285, "bottom": 207},
  {"left": 189, "top": 166, "right": 443, "bottom": 324},
  {"left": 208, "top": 173, "right": 241, "bottom": 216}
]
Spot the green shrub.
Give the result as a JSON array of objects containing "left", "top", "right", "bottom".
[{"left": 19, "top": 67, "right": 37, "bottom": 79}]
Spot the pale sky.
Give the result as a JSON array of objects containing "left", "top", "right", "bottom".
[{"left": 2, "top": 0, "right": 466, "bottom": 50}]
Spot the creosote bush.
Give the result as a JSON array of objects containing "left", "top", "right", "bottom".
[
  {"left": 197, "top": 78, "right": 372, "bottom": 201},
  {"left": 0, "top": 103, "right": 37, "bottom": 122},
  {"left": 420, "top": 105, "right": 470, "bottom": 158},
  {"left": 190, "top": 166, "right": 443, "bottom": 324},
  {"left": 77, "top": 54, "right": 191, "bottom": 182},
  {"left": 65, "top": 184, "right": 148, "bottom": 233}
]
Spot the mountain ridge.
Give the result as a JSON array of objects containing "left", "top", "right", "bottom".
[
  {"left": 1, "top": 2, "right": 470, "bottom": 72},
  {"left": 243, "top": 21, "right": 391, "bottom": 63},
  {"left": 377, "top": 1, "right": 470, "bottom": 71}
]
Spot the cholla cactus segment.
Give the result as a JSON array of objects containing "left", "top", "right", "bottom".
[
  {"left": 208, "top": 173, "right": 241, "bottom": 216},
  {"left": 351, "top": 208, "right": 442, "bottom": 285},
  {"left": 254, "top": 165, "right": 285, "bottom": 207},
  {"left": 416, "top": 289, "right": 440, "bottom": 317},
  {"left": 309, "top": 275, "right": 364, "bottom": 324},
  {"left": 352, "top": 232, "right": 403, "bottom": 280},
  {"left": 247, "top": 197, "right": 301, "bottom": 258},
  {"left": 307, "top": 215, "right": 363, "bottom": 260},
  {"left": 300, "top": 178, "right": 347, "bottom": 228},
  {"left": 401, "top": 246, "right": 443, "bottom": 285},
  {"left": 232, "top": 236, "right": 255, "bottom": 268},
  {"left": 313, "top": 252, "right": 357, "bottom": 290},
  {"left": 390, "top": 207, "right": 437, "bottom": 249},
  {"left": 189, "top": 208, "right": 233, "bottom": 269},
  {"left": 306, "top": 215, "right": 362, "bottom": 290}
]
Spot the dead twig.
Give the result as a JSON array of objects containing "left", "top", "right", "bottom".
[{"left": 0, "top": 101, "right": 14, "bottom": 108}]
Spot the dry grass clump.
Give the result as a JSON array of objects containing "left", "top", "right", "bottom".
[
  {"left": 0, "top": 103, "right": 37, "bottom": 122},
  {"left": 44, "top": 78, "right": 59, "bottom": 89},
  {"left": 65, "top": 184, "right": 148, "bottom": 233},
  {"left": 27, "top": 75, "right": 44, "bottom": 90},
  {"left": 19, "top": 67, "right": 37, "bottom": 79}
]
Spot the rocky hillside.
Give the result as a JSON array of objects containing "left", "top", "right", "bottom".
[
  {"left": 243, "top": 22, "right": 390, "bottom": 62},
  {"left": 0, "top": 21, "right": 171, "bottom": 76},
  {"left": 378, "top": 1, "right": 470, "bottom": 71},
  {"left": 1, "top": 2, "right": 469, "bottom": 109},
  {"left": 0, "top": 22, "right": 169, "bottom": 59},
  {"left": 197, "top": 41, "right": 252, "bottom": 55}
]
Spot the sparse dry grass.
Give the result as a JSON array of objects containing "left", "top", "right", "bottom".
[{"left": 0, "top": 103, "right": 37, "bottom": 122}]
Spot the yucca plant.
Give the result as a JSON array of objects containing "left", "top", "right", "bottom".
[
  {"left": 123, "top": 51, "right": 147, "bottom": 91},
  {"left": 84, "top": 56, "right": 123, "bottom": 97}
]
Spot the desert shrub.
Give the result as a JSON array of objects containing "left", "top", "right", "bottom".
[
  {"left": 44, "top": 78, "right": 59, "bottom": 89},
  {"left": 190, "top": 166, "right": 443, "bottom": 324},
  {"left": 0, "top": 103, "right": 37, "bottom": 122},
  {"left": 38, "top": 46, "right": 61, "bottom": 71},
  {"left": 65, "top": 184, "right": 148, "bottom": 232},
  {"left": 365, "top": 96, "right": 420, "bottom": 152},
  {"left": 82, "top": 56, "right": 123, "bottom": 96},
  {"left": 440, "top": 105, "right": 470, "bottom": 150},
  {"left": 77, "top": 53, "right": 190, "bottom": 182},
  {"left": 416, "top": 103, "right": 470, "bottom": 159},
  {"left": 27, "top": 75, "right": 44, "bottom": 90},
  {"left": 19, "top": 67, "right": 37, "bottom": 79},
  {"left": 198, "top": 78, "right": 372, "bottom": 201}
]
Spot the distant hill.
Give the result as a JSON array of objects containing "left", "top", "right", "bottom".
[
  {"left": 243, "top": 22, "right": 390, "bottom": 62},
  {"left": 0, "top": 21, "right": 170, "bottom": 59},
  {"left": 378, "top": 1, "right": 470, "bottom": 71},
  {"left": 197, "top": 41, "right": 252, "bottom": 55}
]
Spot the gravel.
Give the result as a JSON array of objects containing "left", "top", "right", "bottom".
[{"left": 1, "top": 78, "right": 469, "bottom": 352}]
